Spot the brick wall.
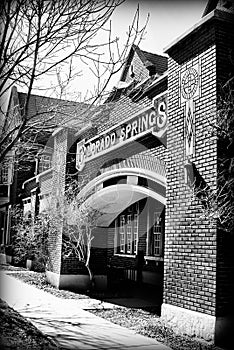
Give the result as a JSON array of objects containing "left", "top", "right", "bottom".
[
  {"left": 164, "top": 20, "right": 218, "bottom": 315},
  {"left": 164, "top": 10, "right": 234, "bottom": 320},
  {"left": 97, "top": 95, "right": 150, "bottom": 134},
  {"left": 89, "top": 226, "right": 108, "bottom": 274},
  {"left": 61, "top": 256, "right": 87, "bottom": 274}
]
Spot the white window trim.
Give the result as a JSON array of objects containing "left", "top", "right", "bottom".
[
  {"left": 144, "top": 256, "right": 164, "bottom": 262},
  {"left": 0, "top": 160, "right": 13, "bottom": 184},
  {"left": 38, "top": 154, "right": 52, "bottom": 173},
  {"left": 114, "top": 204, "right": 139, "bottom": 256},
  {"left": 146, "top": 204, "right": 164, "bottom": 258},
  {"left": 114, "top": 254, "right": 136, "bottom": 258}
]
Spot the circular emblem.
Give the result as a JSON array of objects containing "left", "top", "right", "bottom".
[{"left": 181, "top": 67, "right": 199, "bottom": 100}]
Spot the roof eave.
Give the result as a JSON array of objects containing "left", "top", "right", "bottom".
[
  {"left": 164, "top": 10, "right": 216, "bottom": 53},
  {"left": 164, "top": 9, "right": 234, "bottom": 54}
]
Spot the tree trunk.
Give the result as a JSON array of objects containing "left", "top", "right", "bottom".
[{"left": 86, "top": 264, "right": 95, "bottom": 291}]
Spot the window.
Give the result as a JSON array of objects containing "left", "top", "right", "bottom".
[
  {"left": 126, "top": 214, "right": 132, "bottom": 253},
  {"left": 38, "top": 154, "right": 52, "bottom": 173},
  {"left": 148, "top": 210, "right": 164, "bottom": 257},
  {"left": 153, "top": 212, "right": 162, "bottom": 256},
  {"left": 133, "top": 214, "right": 138, "bottom": 254},
  {"left": 0, "top": 160, "right": 13, "bottom": 184},
  {"left": 0, "top": 164, "right": 8, "bottom": 184},
  {"left": 115, "top": 203, "right": 139, "bottom": 255},
  {"left": 119, "top": 215, "right": 125, "bottom": 253}
]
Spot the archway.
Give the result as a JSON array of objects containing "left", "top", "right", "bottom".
[{"left": 77, "top": 166, "right": 166, "bottom": 310}]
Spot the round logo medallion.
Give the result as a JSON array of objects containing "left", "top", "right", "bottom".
[{"left": 181, "top": 67, "right": 199, "bottom": 100}]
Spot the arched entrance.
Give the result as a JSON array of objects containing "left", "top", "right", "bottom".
[{"left": 78, "top": 164, "right": 166, "bottom": 309}]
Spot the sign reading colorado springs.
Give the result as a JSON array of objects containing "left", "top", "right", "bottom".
[{"left": 76, "top": 93, "right": 167, "bottom": 171}]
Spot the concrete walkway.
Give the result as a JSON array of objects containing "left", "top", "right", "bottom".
[{"left": 0, "top": 271, "right": 172, "bottom": 350}]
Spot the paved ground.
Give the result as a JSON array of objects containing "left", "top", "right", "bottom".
[{"left": 0, "top": 271, "right": 172, "bottom": 350}]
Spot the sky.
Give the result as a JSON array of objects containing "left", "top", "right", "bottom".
[
  {"left": 33, "top": 0, "right": 208, "bottom": 101},
  {"left": 112, "top": 0, "right": 207, "bottom": 53}
]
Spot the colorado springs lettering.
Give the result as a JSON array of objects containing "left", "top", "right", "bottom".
[{"left": 76, "top": 97, "right": 167, "bottom": 171}]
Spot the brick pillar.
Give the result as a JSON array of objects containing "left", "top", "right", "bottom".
[
  {"left": 162, "top": 9, "right": 234, "bottom": 343},
  {"left": 46, "top": 128, "right": 68, "bottom": 287}
]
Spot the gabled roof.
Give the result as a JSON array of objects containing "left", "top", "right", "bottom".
[
  {"left": 120, "top": 44, "right": 167, "bottom": 82},
  {"left": 133, "top": 45, "right": 168, "bottom": 76},
  {"left": 106, "top": 45, "right": 168, "bottom": 103}
]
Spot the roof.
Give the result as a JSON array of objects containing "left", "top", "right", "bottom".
[
  {"left": 120, "top": 45, "right": 167, "bottom": 82},
  {"left": 202, "top": 0, "right": 219, "bottom": 16},
  {"left": 202, "top": 0, "right": 234, "bottom": 16},
  {"left": 133, "top": 45, "right": 168, "bottom": 75},
  {"left": 18, "top": 92, "right": 88, "bottom": 129},
  {"left": 106, "top": 45, "right": 168, "bottom": 102}
]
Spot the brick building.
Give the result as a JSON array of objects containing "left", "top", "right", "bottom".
[
  {"left": 0, "top": 87, "right": 85, "bottom": 247},
  {"left": 5, "top": 0, "right": 234, "bottom": 347}
]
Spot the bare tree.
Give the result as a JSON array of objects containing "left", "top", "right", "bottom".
[
  {"left": 62, "top": 198, "right": 102, "bottom": 289},
  {"left": 0, "top": 0, "right": 148, "bottom": 163},
  {"left": 57, "top": 174, "right": 104, "bottom": 290},
  {"left": 190, "top": 77, "right": 234, "bottom": 232}
]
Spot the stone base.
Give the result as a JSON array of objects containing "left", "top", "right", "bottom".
[
  {"left": 161, "top": 303, "right": 216, "bottom": 342},
  {"left": 0, "top": 253, "right": 6, "bottom": 264},
  {"left": 6, "top": 255, "right": 12, "bottom": 264},
  {"left": 46, "top": 270, "right": 60, "bottom": 288},
  {"left": 26, "top": 259, "right": 33, "bottom": 270},
  {"left": 46, "top": 270, "right": 107, "bottom": 291}
]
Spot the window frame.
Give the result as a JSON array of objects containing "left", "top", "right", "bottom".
[
  {"left": 147, "top": 209, "right": 164, "bottom": 258},
  {"left": 0, "top": 159, "right": 13, "bottom": 185},
  {"left": 115, "top": 203, "right": 139, "bottom": 256},
  {"left": 38, "top": 154, "right": 52, "bottom": 173}
]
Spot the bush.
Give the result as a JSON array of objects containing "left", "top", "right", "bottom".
[{"left": 10, "top": 206, "right": 49, "bottom": 271}]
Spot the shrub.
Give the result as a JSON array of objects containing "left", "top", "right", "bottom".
[{"left": 10, "top": 206, "right": 49, "bottom": 271}]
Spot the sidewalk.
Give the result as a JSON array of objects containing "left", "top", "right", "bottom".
[{"left": 0, "top": 271, "right": 172, "bottom": 350}]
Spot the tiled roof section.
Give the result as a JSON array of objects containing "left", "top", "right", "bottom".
[
  {"left": 134, "top": 45, "right": 168, "bottom": 75},
  {"left": 18, "top": 92, "right": 88, "bottom": 129}
]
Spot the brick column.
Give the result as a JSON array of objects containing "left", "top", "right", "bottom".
[
  {"left": 46, "top": 128, "right": 68, "bottom": 287},
  {"left": 162, "top": 9, "right": 233, "bottom": 343}
]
